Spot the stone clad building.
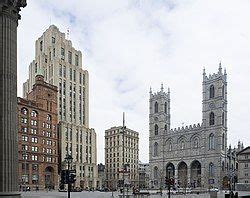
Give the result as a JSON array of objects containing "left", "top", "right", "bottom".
[
  {"left": 105, "top": 126, "right": 139, "bottom": 189},
  {"left": 18, "top": 74, "right": 58, "bottom": 190},
  {"left": 23, "top": 25, "right": 97, "bottom": 189},
  {"left": 149, "top": 65, "right": 228, "bottom": 189}
]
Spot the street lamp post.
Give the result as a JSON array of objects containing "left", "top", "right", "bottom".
[{"left": 65, "top": 154, "right": 73, "bottom": 198}]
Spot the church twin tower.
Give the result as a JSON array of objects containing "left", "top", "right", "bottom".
[{"left": 149, "top": 64, "right": 227, "bottom": 189}]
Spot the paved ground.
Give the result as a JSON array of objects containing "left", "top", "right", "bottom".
[{"left": 20, "top": 190, "right": 250, "bottom": 198}]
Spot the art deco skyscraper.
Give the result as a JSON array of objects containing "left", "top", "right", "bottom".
[{"left": 23, "top": 25, "right": 97, "bottom": 189}]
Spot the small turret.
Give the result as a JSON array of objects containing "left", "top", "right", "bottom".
[
  {"left": 161, "top": 83, "right": 164, "bottom": 92},
  {"left": 218, "top": 62, "right": 222, "bottom": 74}
]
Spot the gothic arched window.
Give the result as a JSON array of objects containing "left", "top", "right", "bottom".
[
  {"left": 210, "top": 85, "right": 215, "bottom": 98},
  {"left": 169, "top": 142, "right": 172, "bottom": 151},
  {"left": 164, "top": 102, "right": 167, "bottom": 113},
  {"left": 153, "top": 166, "right": 158, "bottom": 179},
  {"left": 222, "top": 133, "right": 225, "bottom": 150},
  {"left": 209, "top": 133, "right": 215, "bottom": 150},
  {"left": 154, "top": 124, "right": 158, "bottom": 136},
  {"left": 209, "top": 112, "right": 215, "bottom": 125},
  {"left": 180, "top": 140, "right": 185, "bottom": 150},
  {"left": 209, "top": 163, "right": 215, "bottom": 176},
  {"left": 193, "top": 138, "right": 199, "bottom": 148},
  {"left": 154, "top": 102, "right": 158, "bottom": 113},
  {"left": 153, "top": 142, "right": 158, "bottom": 156}
]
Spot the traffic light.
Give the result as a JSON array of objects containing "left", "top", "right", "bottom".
[
  {"left": 61, "top": 170, "right": 69, "bottom": 184},
  {"left": 69, "top": 173, "right": 76, "bottom": 183}
]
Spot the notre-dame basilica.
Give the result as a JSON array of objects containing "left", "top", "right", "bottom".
[{"left": 149, "top": 64, "right": 230, "bottom": 189}]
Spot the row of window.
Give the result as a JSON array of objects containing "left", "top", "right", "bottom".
[
  {"left": 21, "top": 108, "right": 52, "bottom": 121},
  {"left": 22, "top": 154, "right": 55, "bottom": 162},
  {"left": 153, "top": 133, "right": 225, "bottom": 156},
  {"left": 21, "top": 136, "right": 55, "bottom": 146}
]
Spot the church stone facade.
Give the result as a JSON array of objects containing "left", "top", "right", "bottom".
[{"left": 149, "top": 65, "right": 228, "bottom": 190}]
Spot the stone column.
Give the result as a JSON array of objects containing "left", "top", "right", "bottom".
[{"left": 0, "top": 0, "right": 26, "bottom": 197}]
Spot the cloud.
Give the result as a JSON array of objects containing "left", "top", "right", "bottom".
[{"left": 18, "top": 0, "right": 250, "bottom": 163}]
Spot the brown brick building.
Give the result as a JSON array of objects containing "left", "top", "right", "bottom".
[{"left": 18, "top": 74, "right": 58, "bottom": 191}]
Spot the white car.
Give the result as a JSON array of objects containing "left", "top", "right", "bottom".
[{"left": 209, "top": 188, "right": 219, "bottom": 192}]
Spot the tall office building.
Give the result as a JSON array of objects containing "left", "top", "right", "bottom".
[
  {"left": 105, "top": 126, "right": 139, "bottom": 189},
  {"left": 23, "top": 25, "right": 97, "bottom": 189}
]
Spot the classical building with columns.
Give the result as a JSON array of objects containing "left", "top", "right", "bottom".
[
  {"left": 23, "top": 25, "right": 97, "bottom": 189},
  {"left": 149, "top": 65, "right": 228, "bottom": 190}
]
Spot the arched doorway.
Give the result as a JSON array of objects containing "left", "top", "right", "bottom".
[
  {"left": 190, "top": 160, "right": 201, "bottom": 188},
  {"left": 166, "top": 163, "right": 175, "bottom": 178},
  {"left": 45, "top": 166, "right": 54, "bottom": 189},
  {"left": 178, "top": 162, "right": 187, "bottom": 188}
]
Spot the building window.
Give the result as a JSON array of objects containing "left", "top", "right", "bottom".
[
  {"left": 52, "top": 37, "right": 55, "bottom": 44},
  {"left": 53, "top": 48, "right": 55, "bottom": 57},
  {"left": 193, "top": 138, "right": 199, "bottom": 148},
  {"left": 63, "top": 66, "right": 66, "bottom": 77},
  {"left": 61, "top": 47, "right": 65, "bottom": 60},
  {"left": 164, "top": 102, "right": 167, "bottom": 113},
  {"left": 68, "top": 51, "right": 72, "bottom": 64},
  {"left": 154, "top": 124, "right": 158, "bottom": 135},
  {"left": 22, "top": 145, "right": 28, "bottom": 151},
  {"left": 245, "top": 163, "right": 248, "bottom": 168},
  {"left": 169, "top": 142, "right": 172, "bottom": 151},
  {"left": 40, "top": 40, "right": 43, "bottom": 51},
  {"left": 31, "top": 120, "right": 37, "bottom": 126},
  {"left": 31, "top": 137, "right": 38, "bottom": 143},
  {"left": 209, "top": 112, "right": 215, "bottom": 125},
  {"left": 32, "top": 174, "right": 39, "bottom": 184},
  {"left": 153, "top": 142, "right": 158, "bottom": 156},
  {"left": 21, "top": 117, "right": 27, "bottom": 124},
  {"left": 22, "top": 127, "right": 28, "bottom": 133},
  {"left": 209, "top": 85, "right": 215, "bottom": 98},
  {"left": 47, "top": 114, "right": 52, "bottom": 121},
  {"left": 22, "top": 154, "right": 28, "bottom": 160},
  {"left": 75, "top": 54, "right": 79, "bottom": 66},
  {"left": 154, "top": 102, "right": 158, "bottom": 113},
  {"left": 22, "top": 174, "right": 29, "bottom": 183},
  {"left": 31, "top": 110, "right": 38, "bottom": 117},
  {"left": 21, "top": 108, "right": 28, "bottom": 115},
  {"left": 32, "top": 164, "right": 38, "bottom": 171},
  {"left": 22, "top": 135, "right": 28, "bottom": 142},
  {"left": 209, "top": 163, "right": 215, "bottom": 177},
  {"left": 70, "top": 68, "right": 72, "bottom": 80},
  {"left": 209, "top": 133, "right": 215, "bottom": 150},
  {"left": 59, "top": 64, "right": 62, "bottom": 76},
  {"left": 73, "top": 70, "right": 76, "bottom": 82},
  {"left": 153, "top": 166, "right": 158, "bottom": 179},
  {"left": 31, "top": 146, "right": 38, "bottom": 152},
  {"left": 180, "top": 140, "right": 185, "bottom": 150}
]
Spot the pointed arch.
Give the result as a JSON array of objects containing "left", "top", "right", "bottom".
[
  {"left": 209, "top": 112, "right": 215, "bottom": 125},
  {"left": 21, "top": 107, "right": 28, "bottom": 115},
  {"left": 210, "top": 85, "right": 215, "bottom": 98},
  {"left": 154, "top": 124, "right": 158, "bottom": 135},
  {"left": 154, "top": 101, "right": 158, "bottom": 113},
  {"left": 209, "top": 133, "right": 215, "bottom": 150},
  {"left": 153, "top": 142, "right": 158, "bottom": 156},
  {"left": 153, "top": 166, "right": 158, "bottom": 179}
]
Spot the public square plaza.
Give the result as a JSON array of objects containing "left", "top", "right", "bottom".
[{"left": 20, "top": 190, "right": 250, "bottom": 198}]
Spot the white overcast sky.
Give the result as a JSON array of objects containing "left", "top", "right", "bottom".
[{"left": 18, "top": 0, "right": 250, "bottom": 163}]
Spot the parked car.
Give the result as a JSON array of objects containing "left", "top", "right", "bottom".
[
  {"left": 209, "top": 188, "right": 219, "bottom": 192},
  {"left": 22, "top": 186, "right": 30, "bottom": 191}
]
